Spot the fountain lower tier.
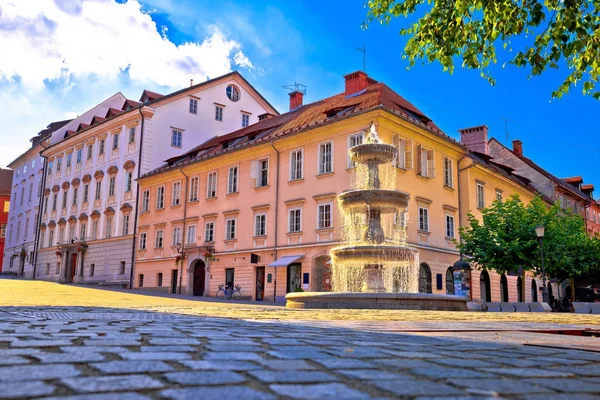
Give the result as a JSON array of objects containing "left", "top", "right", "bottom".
[
  {"left": 338, "top": 190, "right": 409, "bottom": 214},
  {"left": 330, "top": 245, "right": 417, "bottom": 264}
]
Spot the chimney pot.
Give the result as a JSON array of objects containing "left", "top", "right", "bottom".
[
  {"left": 344, "top": 71, "right": 369, "bottom": 96},
  {"left": 190, "top": 79, "right": 193, "bottom": 87},
  {"left": 459, "top": 125, "right": 489, "bottom": 154},
  {"left": 289, "top": 91, "right": 303, "bottom": 111},
  {"left": 512, "top": 139, "right": 523, "bottom": 156}
]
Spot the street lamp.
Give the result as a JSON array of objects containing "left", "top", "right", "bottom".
[{"left": 535, "top": 225, "right": 550, "bottom": 304}]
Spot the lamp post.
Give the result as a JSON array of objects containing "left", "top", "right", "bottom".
[{"left": 535, "top": 225, "right": 550, "bottom": 303}]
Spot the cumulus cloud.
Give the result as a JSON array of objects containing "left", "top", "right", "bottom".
[{"left": 0, "top": 0, "right": 252, "bottom": 90}]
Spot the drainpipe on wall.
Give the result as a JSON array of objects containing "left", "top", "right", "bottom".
[
  {"left": 128, "top": 106, "right": 145, "bottom": 289},
  {"left": 178, "top": 168, "right": 189, "bottom": 295},
  {"left": 270, "top": 140, "right": 280, "bottom": 303},
  {"left": 457, "top": 154, "right": 476, "bottom": 259},
  {"left": 32, "top": 141, "right": 50, "bottom": 279}
]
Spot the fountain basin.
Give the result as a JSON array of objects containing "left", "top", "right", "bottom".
[
  {"left": 338, "top": 190, "right": 409, "bottom": 214},
  {"left": 286, "top": 292, "right": 469, "bottom": 311},
  {"left": 350, "top": 143, "right": 397, "bottom": 165},
  {"left": 331, "top": 245, "right": 417, "bottom": 263}
]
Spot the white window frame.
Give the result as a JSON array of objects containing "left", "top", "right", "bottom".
[
  {"left": 128, "top": 127, "right": 136, "bottom": 144},
  {"left": 254, "top": 213, "right": 267, "bottom": 237},
  {"left": 288, "top": 208, "right": 302, "bottom": 233},
  {"left": 76, "top": 148, "right": 82, "bottom": 164},
  {"left": 204, "top": 221, "right": 215, "bottom": 242},
  {"left": 99, "top": 139, "right": 105, "bottom": 155},
  {"left": 289, "top": 148, "right": 303, "bottom": 181},
  {"left": 105, "top": 217, "right": 113, "bottom": 238},
  {"left": 476, "top": 182, "right": 485, "bottom": 209},
  {"left": 125, "top": 172, "right": 132, "bottom": 192},
  {"left": 347, "top": 132, "right": 364, "bottom": 168},
  {"left": 225, "top": 218, "right": 237, "bottom": 240},
  {"left": 142, "top": 189, "right": 150, "bottom": 212},
  {"left": 207, "top": 172, "right": 217, "bottom": 198},
  {"left": 171, "top": 129, "right": 182, "bottom": 148},
  {"left": 445, "top": 214, "right": 455, "bottom": 238},
  {"left": 317, "top": 203, "right": 332, "bottom": 229},
  {"left": 122, "top": 214, "right": 130, "bottom": 235},
  {"left": 187, "top": 225, "right": 196, "bottom": 244},
  {"left": 156, "top": 186, "right": 165, "bottom": 209},
  {"left": 95, "top": 181, "right": 102, "bottom": 201},
  {"left": 418, "top": 207, "right": 429, "bottom": 232},
  {"left": 189, "top": 98, "right": 198, "bottom": 114},
  {"left": 318, "top": 140, "right": 333, "bottom": 175},
  {"left": 227, "top": 166, "right": 239, "bottom": 194},
  {"left": 215, "top": 105, "right": 223, "bottom": 122},
  {"left": 189, "top": 177, "right": 199, "bottom": 202},
  {"left": 172, "top": 181, "right": 181, "bottom": 206},
  {"left": 139, "top": 232, "right": 147, "bottom": 250},
  {"left": 495, "top": 189, "right": 503, "bottom": 202},
  {"left": 257, "top": 158, "right": 269, "bottom": 187},
  {"left": 443, "top": 157, "right": 453, "bottom": 188},
  {"left": 155, "top": 230, "right": 164, "bottom": 248},
  {"left": 241, "top": 113, "right": 249, "bottom": 128},
  {"left": 172, "top": 226, "right": 181, "bottom": 246},
  {"left": 395, "top": 211, "right": 407, "bottom": 228},
  {"left": 108, "top": 176, "right": 115, "bottom": 197},
  {"left": 112, "top": 133, "right": 119, "bottom": 150}
]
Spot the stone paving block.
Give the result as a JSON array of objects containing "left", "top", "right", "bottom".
[
  {"left": 374, "top": 380, "right": 464, "bottom": 397},
  {"left": 373, "top": 358, "right": 440, "bottom": 370},
  {"left": 0, "top": 381, "right": 56, "bottom": 398},
  {"left": 62, "top": 375, "right": 164, "bottom": 393},
  {"left": 249, "top": 370, "right": 340, "bottom": 383},
  {"left": 324, "top": 346, "right": 389, "bottom": 358},
  {"left": 179, "top": 360, "right": 262, "bottom": 371},
  {"left": 138, "top": 345, "right": 196, "bottom": 352},
  {"left": 270, "top": 383, "right": 370, "bottom": 399},
  {"left": 313, "top": 358, "right": 378, "bottom": 370},
  {"left": 452, "top": 378, "right": 556, "bottom": 394},
  {"left": 9, "top": 339, "right": 74, "bottom": 347},
  {"left": 433, "top": 358, "right": 499, "bottom": 368},
  {"left": 161, "top": 386, "right": 275, "bottom": 400},
  {"left": 83, "top": 339, "right": 141, "bottom": 346},
  {"left": 0, "top": 363, "right": 80, "bottom": 381},
  {"left": 90, "top": 360, "right": 174, "bottom": 374},
  {"left": 379, "top": 349, "right": 438, "bottom": 358},
  {"left": 149, "top": 338, "right": 200, "bottom": 345},
  {"left": 550, "top": 364, "right": 600, "bottom": 376},
  {"left": 33, "top": 353, "right": 107, "bottom": 363},
  {"left": 206, "top": 345, "right": 262, "bottom": 352},
  {"left": 44, "top": 394, "right": 153, "bottom": 400},
  {"left": 336, "top": 368, "right": 411, "bottom": 380},
  {"left": 203, "top": 351, "right": 263, "bottom": 361},
  {"left": 412, "top": 366, "right": 499, "bottom": 379},
  {"left": 268, "top": 350, "right": 333, "bottom": 360},
  {"left": 255, "top": 359, "right": 316, "bottom": 370},
  {"left": 524, "top": 378, "right": 600, "bottom": 393},
  {"left": 520, "top": 394, "right": 600, "bottom": 400},
  {"left": 120, "top": 352, "right": 192, "bottom": 360},
  {"left": 164, "top": 370, "right": 246, "bottom": 385},
  {"left": 60, "top": 346, "right": 130, "bottom": 354},
  {"left": 479, "top": 367, "right": 573, "bottom": 378},
  {"left": 0, "top": 356, "right": 30, "bottom": 365}
]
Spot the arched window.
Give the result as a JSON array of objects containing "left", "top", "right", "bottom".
[
  {"left": 419, "top": 263, "right": 432, "bottom": 294},
  {"left": 446, "top": 267, "right": 454, "bottom": 295},
  {"left": 480, "top": 270, "right": 491, "bottom": 302},
  {"left": 531, "top": 279, "right": 538, "bottom": 302},
  {"left": 500, "top": 274, "right": 509, "bottom": 302},
  {"left": 517, "top": 276, "right": 523, "bottom": 302}
]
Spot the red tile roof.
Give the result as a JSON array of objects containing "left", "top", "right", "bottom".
[
  {"left": 564, "top": 176, "right": 583, "bottom": 184},
  {"left": 139, "top": 90, "right": 164, "bottom": 103}
]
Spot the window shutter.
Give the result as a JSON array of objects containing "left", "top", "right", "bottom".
[
  {"left": 416, "top": 144, "right": 422, "bottom": 175},
  {"left": 427, "top": 149, "right": 435, "bottom": 178},
  {"left": 405, "top": 139, "right": 413, "bottom": 170}
]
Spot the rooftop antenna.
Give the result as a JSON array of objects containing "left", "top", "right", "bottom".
[
  {"left": 356, "top": 45, "right": 366, "bottom": 72},
  {"left": 282, "top": 82, "right": 307, "bottom": 95},
  {"left": 499, "top": 118, "right": 514, "bottom": 143}
]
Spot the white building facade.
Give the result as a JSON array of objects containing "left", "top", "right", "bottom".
[{"left": 35, "top": 72, "right": 277, "bottom": 286}]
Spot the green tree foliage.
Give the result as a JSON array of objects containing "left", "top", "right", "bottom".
[
  {"left": 364, "top": 0, "right": 600, "bottom": 99},
  {"left": 458, "top": 195, "right": 600, "bottom": 280}
]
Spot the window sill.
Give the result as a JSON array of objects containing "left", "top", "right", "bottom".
[
  {"left": 184, "top": 242, "right": 196, "bottom": 248},
  {"left": 316, "top": 227, "right": 333, "bottom": 232},
  {"left": 395, "top": 167, "right": 408, "bottom": 172},
  {"left": 188, "top": 200, "right": 200, "bottom": 204},
  {"left": 154, "top": 247, "right": 163, "bottom": 250},
  {"left": 253, "top": 235, "right": 267, "bottom": 239},
  {"left": 288, "top": 178, "right": 304, "bottom": 184},
  {"left": 224, "top": 238, "right": 237, "bottom": 243},
  {"left": 226, "top": 192, "right": 239, "bottom": 197},
  {"left": 206, "top": 196, "right": 218, "bottom": 201},
  {"left": 443, "top": 185, "right": 455, "bottom": 192},
  {"left": 255, "top": 185, "right": 269, "bottom": 191},
  {"left": 203, "top": 241, "right": 215, "bottom": 245},
  {"left": 445, "top": 236, "right": 456, "bottom": 241},
  {"left": 156, "top": 208, "right": 165, "bottom": 212},
  {"left": 139, "top": 210, "right": 149, "bottom": 216},
  {"left": 416, "top": 174, "right": 430, "bottom": 181},
  {"left": 171, "top": 145, "right": 182, "bottom": 149},
  {"left": 317, "top": 172, "right": 334, "bottom": 178},
  {"left": 287, "top": 231, "right": 303, "bottom": 235},
  {"left": 418, "top": 229, "right": 431, "bottom": 236},
  {"left": 171, "top": 204, "right": 181, "bottom": 209}
]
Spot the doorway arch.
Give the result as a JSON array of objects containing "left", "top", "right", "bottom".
[
  {"left": 419, "top": 263, "right": 432, "bottom": 294},
  {"left": 500, "top": 274, "right": 509, "bottom": 302},
  {"left": 480, "top": 270, "right": 491, "bottom": 302},
  {"left": 191, "top": 259, "right": 206, "bottom": 296},
  {"left": 517, "top": 276, "right": 523, "bottom": 302},
  {"left": 445, "top": 267, "right": 454, "bottom": 295},
  {"left": 531, "top": 279, "right": 538, "bottom": 302}
]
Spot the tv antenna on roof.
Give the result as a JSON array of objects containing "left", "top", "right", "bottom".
[
  {"left": 282, "top": 82, "right": 307, "bottom": 95},
  {"left": 499, "top": 118, "right": 515, "bottom": 143},
  {"left": 356, "top": 45, "right": 366, "bottom": 72}
]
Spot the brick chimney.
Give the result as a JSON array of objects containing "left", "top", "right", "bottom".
[
  {"left": 289, "top": 91, "right": 303, "bottom": 111},
  {"left": 459, "top": 125, "right": 489, "bottom": 154},
  {"left": 512, "top": 139, "right": 523, "bottom": 156},
  {"left": 344, "top": 71, "right": 369, "bottom": 96}
]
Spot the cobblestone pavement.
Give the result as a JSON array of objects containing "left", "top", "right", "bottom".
[{"left": 1, "top": 306, "right": 600, "bottom": 399}]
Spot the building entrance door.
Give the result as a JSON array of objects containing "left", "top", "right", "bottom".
[
  {"left": 286, "top": 263, "right": 301, "bottom": 293},
  {"left": 193, "top": 261, "right": 205, "bottom": 296},
  {"left": 171, "top": 269, "right": 178, "bottom": 294},
  {"left": 70, "top": 253, "right": 77, "bottom": 282},
  {"left": 255, "top": 267, "right": 265, "bottom": 301}
]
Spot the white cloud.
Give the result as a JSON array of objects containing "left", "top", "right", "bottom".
[{"left": 234, "top": 51, "right": 253, "bottom": 69}]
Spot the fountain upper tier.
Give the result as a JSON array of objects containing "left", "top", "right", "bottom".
[
  {"left": 349, "top": 143, "right": 397, "bottom": 165},
  {"left": 331, "top": 245, "right": 418, "bottom": 264},
  {"left": 338, "top": 189, "right": 409, "bottom": 214}
]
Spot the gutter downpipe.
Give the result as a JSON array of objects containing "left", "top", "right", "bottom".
[
  {"left": 32, "top": 142, "right": 50, "bottom": 279},
  {"left": 458, "top": 153, "right": 475, "bottom": 301},
  {"left": 178, "top": 168, "right": 189, "bottom": 295},
  {"left": 270, "top": 140, "right": 280, "bottom": 303},
  {"left": 129, "top": 106, "right": 145, "bottom": 289}
]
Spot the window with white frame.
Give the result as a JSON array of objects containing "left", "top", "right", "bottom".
[
  {"left": 17, "top": 221, "right": 21, "bottom": 241},
  {"left": 91, "top": 221, "right": 98, "bottom": 240},
  {"left": 66, "top": 153, "right": 72, "bottom": 168},
  {"left": 419, "top": 207, "right": 429, "bottom": 231},
  {"left": 20, "top": 187, "right": 24, "bottom": 206},
  {"left": 189, "top": 98, "right": 198, "bottom": 114},
  {"left": 227, "top": 166, "right": 238, "bottom": 193},
  {"left": 95, "top": 181, "right": 102, "bottom": 201},
  {"left": 83, "top": 184, "right": 89, "bottom": 203},
  {"left": 318, "top": 203, "right": 332, "bottom": 229},
  {"left": 61, "top": 190, "right": 67, "bottom": 209},
  {"left": 87, "top": 145, "right": 93, "bottom": 160},
  {"left": 52, "top": 193, "right": 57, "bottom": 211},
  {"left": 242, "top": 113, "right": 249, "bottom": 127},
  {"left": 141, "top": 189, "right": 150, "bottom": 212},
  {"left": 289, "top": 208, "right": 302, "bottom": 232},
  {"left": 56, "top": 157, "right": 62, "bottom": 172},
  {"left": 443, "top": 157, "right": 453, "bottom": 188},
  {"left": 72, "top": 187, "right": 78, "bottom": 206},
  {"left": 255, "top": 214, "right": 266, "bottom": 236},
  {"left": 171, "top": 129, "right": 182, "bottom": 148},
  {"left": 445, "top": 214, "right": 455, "bottom": 238},
  {"left": 122, "top": 214, "right": 130, "bottom": 235},
  {"left": 99, "top": 139, "right": 105, "bottom": 155},
  {"left": 187, "top": 225, "right": 196, "bottom": 244},
  {"left": 76, "top": 148, "right": 82, "bottom": 164},
  {"left": 347, "top": 133, "right": 363, "bottom": 168},
  {"left": 257, "top": 159, "right": 268, "bottom": 187},
  {"left": 112, "top": 133, "right": 119, "bottom": 150},
  {"left": 207, "top": 172, "right": 217, "bottom": 198},
  {"left": 128, "top": 127, "right": 135, "bottom": 144},
  {"left": 476, "top": 182, "right": 485, "bottom": 209},
  {"left": 172, "top": 227, "right": 181, "bottom": 245},
  {"left": 417, "top": 145, "right": 435, "bottom": 178},
  {"left": 80, "top": 222, "right": 86, "bottom": 240},
  {"left": 318, "top": 141, "right": 333, "bottom": 174},
  {"left": 108, "top": 177, "right": 115, "bottom": 196},
  {"left": 105, "top": 217, "right": 113, "bottom": 238},
  {"left": 156, "top": 186, "right": 165, "bottom": 209},
  {"left": 215, "top": 105, "right": 223, "bottom": 121},
  {"left": 28, "top": 182, "right": 33, "bottom": 202},
  {"left": 189, "top": 177, "right": 199, "bottom": 202},
  {"left": 155, "top": 230, "right": 164, "bottom": 248},
  {"left": 125, "top": 172, "right": 132, "bottom": 192},
  {"left": 172, "top": 182, "right": 181, "bottom": 206},
  {"left": 290, "top": 149, "right": 303, "bottom": 180},
  {"left": 495, "top": 189, "right": 503, "bottom": 202},
  {"left": 204, "top": 222, "right": 215, "bottom": 242},
  {"left": 139, "top": 232, "right": 147, "bottom": 249},
  {"left": 48, "top": 229, "right": 54, "bottom": 246},
  {"left": 39, "top": 230, "right": 44, "bottom": 247},
  {"left": 225, "top": 218, "right": 236, "bottom": 240},
  {"left": 395, "top": 211, "right": 407, "bottom": 228}
]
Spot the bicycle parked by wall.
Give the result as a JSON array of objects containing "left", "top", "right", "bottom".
[{"left": 216, "top": 284, "right": 242, "bottom": 300}]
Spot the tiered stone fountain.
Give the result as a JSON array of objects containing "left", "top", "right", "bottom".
[{"left": 286, "top": 124, "right": 468, "bottom": 310}]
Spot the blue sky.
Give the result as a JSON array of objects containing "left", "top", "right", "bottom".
[{"left": 1, "top": 0, "right": 599, "bottom": 193}]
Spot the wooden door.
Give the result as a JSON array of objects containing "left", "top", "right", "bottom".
[
  {"left": 193, "top": 261, "right": 205, "bottom": 296},
  {"left": 171, "top": 269, "right": 178, "bottom": 294},
  {"left": 255, "top": 267, "right": 265, "bottom": 301},
  {"left": 70, "top": 253, "right": 77, "bottom": 282}
]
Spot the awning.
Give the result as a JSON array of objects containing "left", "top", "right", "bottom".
[{"left": 267, "top": 255, "right": 304, "bottom": 267}]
